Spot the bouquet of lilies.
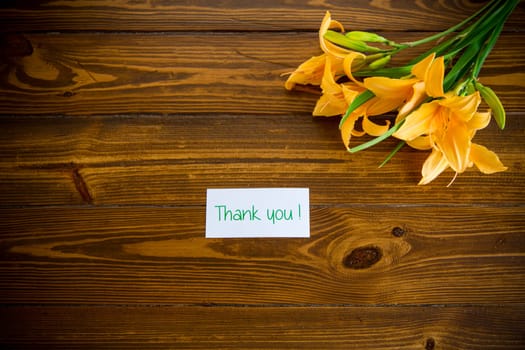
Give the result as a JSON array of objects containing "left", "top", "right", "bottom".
[{"left": 284, "top": 0, "right": 518, "bottom": 185}]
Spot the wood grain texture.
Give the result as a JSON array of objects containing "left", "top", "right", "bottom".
[
  {"left": 1, "top": 1, "right": 524, "bottom": 348},
  {"left": 0, "top": 114, "right": 522, "bottom": 206},
  {"left": 1, "top": 206, "right": 524, "bottom": 305},
  {"left": 2, "top": 0, "right": 524, "bottom": 32},
  {"left": 0, "top": 32, "right": 523, "bottom": 116},
  {"left": 1, "top": 305, "right": 524, "bottom": 349}
]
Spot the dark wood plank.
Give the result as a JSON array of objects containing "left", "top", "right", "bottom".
[
  {"left": 1, "top": 305, "right": 524, "bottom": 349},
  {"left": 1, "top": 114, "right": 522, "bottom": 206},
  {"left": 1, "top": 206, "right": 524, "bottom": 305},
  {"left": 2, "top": 0, "right": 524, "bottom": 32},
  {"left": 0, "top": 32, "right": 523, "bottom": 116}
]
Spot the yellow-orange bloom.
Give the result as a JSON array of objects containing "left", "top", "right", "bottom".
[
  {"left": 285, "top": 11, "right": 364, "bottom": 90},
  {"left": 393, "top": 91, "right": 507, "bottom": 184},
  {"left": 313, "top": 56, "right": 364, "bottom": 117},
  {"left": 338, "top": 52, "right": 390, "bottom": 148},
  {"left": 420, "top": 144, "right": 507, "bottom": 185},
  {"left": 363, "top": 53, "right": 445, "bottom": 120},
  {"left": 284, "top": 54, "right": 326, "bottom": 90},
  {"left": 339, "top": 53, "right": 445, "bottom": 149}
]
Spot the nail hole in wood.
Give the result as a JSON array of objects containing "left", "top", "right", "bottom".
[
  {"left": 343, "top": 246, "right": 382, "bottom": 269},
  {"left": 425, "top": 337, "right": 435, "bottom": 350}
]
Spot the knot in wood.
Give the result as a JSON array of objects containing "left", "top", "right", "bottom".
[
  {"left": 343, "top": 246, "right": 382, "bottom": 269},
  {"left": 1, "top": 34, "right": 33, "bottom": 58},
  {"left": 391, "top": 226, "right": 406, "bottom": 237}
]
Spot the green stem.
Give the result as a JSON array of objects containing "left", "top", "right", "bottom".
[
  {"left": 348, "top": 121, "right": 404, "bottom": 153},
  {"left": 408, "top": 0, "right": 503, "bottom": 65},
  {"left": 443, "top": 39, "right": 480, "bottom": 91},
  {"left": 339, "top": 90, "right": 375, "bottom": 128},
  {"left": 379, "top": 141, "right": 405, "bottom": 168},
  {"left": 443, "top": 0, "right": 518, "bottom": 90},
  {"left": 353, "top": 0, "right": 512, "bottom": 80},
  {"left": 471, "top": 0, "right": 519, "bottom": 79},
  {"left": 445, "top": 1, "right": 507, "bottom": 54},
  {"left": 404, "top": 1, "right": 490, "bottom": 48},
  {"left": 352, "top": 65, "right": 412, "bottom": 79}
]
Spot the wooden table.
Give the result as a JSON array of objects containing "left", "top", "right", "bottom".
[{"left": 1, "top": 1, "right": 524, "bottom": 349}]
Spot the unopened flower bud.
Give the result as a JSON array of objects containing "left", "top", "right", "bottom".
[
  {"left": 324, "top": 30, "right": 381, "bottom": 53},
  {"left": 475, "top": 81, "right": 505, "bottom": 129},
  {"left": 345, "top": 31, "right": 389, "bottom": 43},
  {"left": 368, "top": 55, "right": 391, "bottom": 70}
]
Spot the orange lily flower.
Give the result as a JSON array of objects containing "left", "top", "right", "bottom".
[
  {"left": 337, "top": 53, "right": 441, "bottom": 149},
  {"left": 364, "top": 53, "right": 445, "bottom": 120},
  {"left": 284, "top": 54, "right": 326, "bottom": 90},
  {"left": 308, "top": 51, "right": 384, "bottom": 148},
  {"left": 314, "top": 54, "right": 366, "bottom": 117},
  {"left": 340, "top": 52, "right": 390, "bottom": 149},
  {"left": 420, "top": 144, "right": 507, "bottom": 185},
  {"left": 285, "top": 11, "right": 363, "bottom": 90},
  {"left": 339, "top": 53, "right": 446, "bottom": 150},
  {"left": 393, "top": 91, "right": 507, "bottom": 184}
]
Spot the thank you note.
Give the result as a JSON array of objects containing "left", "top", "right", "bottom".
[{"left": 206, "top": 188, "right": 310, "bottom": 238}]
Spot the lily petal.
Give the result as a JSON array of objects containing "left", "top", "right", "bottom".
[
  {"left": 341, "top": 83, "right": 364, "bottom": 105},
  {"left": 439, "top": 92, "right": 480, "bottom": 122},
  {"left": 425, "top": 56, "right": 445, "bottom": 97},
  {"left": 313, "top": 57, "right": 347, "bottom": 116},
  {"left": 351, "top": 128, "right": 366, "bottom": 137},
  {"left": 320, "top": 56, "right": 340, "bottom": 92},
  {"left": 397, "top": 81, "right": 427, "bottom": 120},
  {"left": 364, "top": 76, "right": 418, "bottom": 98},
  {"left": 313, "top": 93, "right": 347, "bottom": 116},
  {"left": 419, "top": 149, "right": 450, "bottom": 185},
  {"left": 393, "top": 101, "right": 438, "bottom": 141},
  {"left": 362, "top": 77, "right": 419, "bottom": 116},
  {"left": 467, "top": 111, "right": 491, "bottom": 131},
  {"left": 365, "top": 96, "right": 405, "bottom": 116},
  {"left": 340, "top": 114, "right": 360, "bottom": 149},
  {"left": 411, "top": 53, "right": 436, "bottom": 81},
  {"left": 284, "top": 54, "right": 326, "bottom": 90},
  {"left": 470, "top": 143, "right": 507, "bottom": 174},
  {"left": 407, "top": 135, "right": 432, "bottom": 150},
  {"left": 320, "top": 11, "right": 349, "bottom": 59},
  {"left": 362, "top": 116, "right": 391, "bottom": 136},
  {"left": 434, "top": 117, "right": 471, "bottom": 173},
  {"left": 343, "top": 51, "right": 367, "bottom": 86}
]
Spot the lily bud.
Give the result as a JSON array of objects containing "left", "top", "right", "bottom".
[
  {"left": 475, "top": 81, "right": 505, "bottom": 129},
  {"left": 324, "top": 30, "right": 381, "bottom": 53},
  {"left": 345, "top": 31, "right": 388, "bottom": 43},
  {"left": 368, "top": 55, "right": 391, "bottom": 70}
]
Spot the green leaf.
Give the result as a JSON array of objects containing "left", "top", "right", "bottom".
[
  {"left": 339, "top": 90, "right": 375, "bottom": 129},
  {"left": 443, "top": 41, "right": 480, "bottom": 91},
  {"left": 353, "top": 65, "right": 412, "bottom": 79},
  {"left": 348, "top": 120, "right": 404, "bottom": 153},
  {"left": 379, "top": 141, "right": 405, "bottom": 168}
]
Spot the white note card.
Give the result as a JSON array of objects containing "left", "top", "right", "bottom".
[{"left": 206, "top": 188, "right": 310, "bottom": 238}]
